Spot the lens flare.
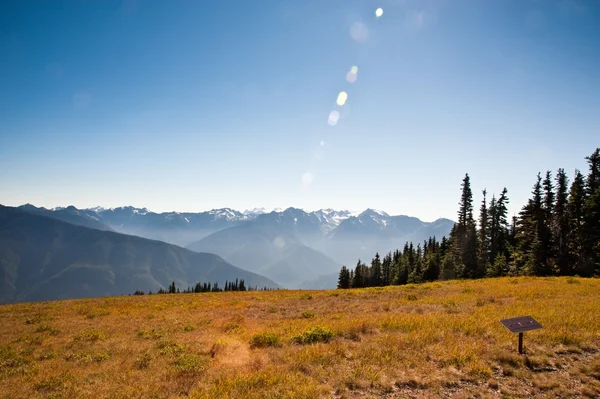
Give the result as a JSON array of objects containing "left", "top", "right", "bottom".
[
  {"left": 336, "top": 91, "right": 348, "bottom": 106},
  {"left": 301, "top": 172, "right": 314, "bottom": 186},
  {"left": 350, "top": 22, "right": 368, "bottom": 42},
  {"left": 346, "top": 67, "right": 357, "bottom": 83},
  {"left": 375, "top": 8, "right": 384, "bottom": 18},
  {"left": 328, "top": 110, "right": 340, "bottom": 125},
  {"left": 320, "top": 140, "right": 325, "bottom": 146},
  {"left": 273, "top": 236, "right": 286, "bottom": 249}
]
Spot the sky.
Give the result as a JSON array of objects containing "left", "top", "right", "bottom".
[{"left": 1, "top": 0, "right": 599, "bottom": 222}]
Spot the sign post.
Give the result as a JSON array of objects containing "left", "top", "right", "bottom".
[{"left": 499, "top": 316, "right": 542, "bottom": 354}]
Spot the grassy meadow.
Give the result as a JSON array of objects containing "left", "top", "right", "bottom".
[{"left": 1, "top": 277, "right": 600, "bottom": 398}]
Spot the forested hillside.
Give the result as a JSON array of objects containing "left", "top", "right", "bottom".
[{"left": 338, "top": 148, "right": 600, "bottom": 288}]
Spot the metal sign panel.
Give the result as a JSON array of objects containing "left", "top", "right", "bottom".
[{"left": 500, "top": 316, "right": 542, "bottom": 334}]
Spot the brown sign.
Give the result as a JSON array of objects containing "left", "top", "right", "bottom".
[{"left": 500, "top": 316, "right": 543, "bottom": 334}]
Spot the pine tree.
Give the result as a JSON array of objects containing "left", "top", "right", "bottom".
[
  {"left": 409, "top": 244, "right": 424, "bottom": 283},
  {"left": 514, "top": 174, "right": 546, "bottom": 275},
  {"left": 583, "top": 149, "right": 600, "bottom": 276},
  {"left": 439, "top": 254, "right": 456, "bottom": 280},
  {"left": 489, "top": 188, "right": 510, "bottom": 265},
  {"left": 458, "top": 174, "right": 475, "bottom": 231},
  {"left": 487, "top": 254, "right": 508, "bottom": 277},
  {"left": 423, "top": 243, "right": 441, "bottom": 282},
  {"left": 397, "top": 249, "right": 409, "bottom": 285},
  {"left": 554, "top": 168, "right": 571, "bottom": 275},
  {"left": 352, "top": 260, "right": 364, "bottom": 288},
  {"left": 391, "top": 249, "right": 402, "bottom": 284},
  {"left": 381, "top": 252, "right": 392, "bottom": 286},
  {"left": 371, "top": 253, "right": 382, "bottom": 286},
  {"left": 477, "top": 189, "right": 490, "bottom": 277},
  {"left": 542, "top": 171, "right": 555, "bottom": 272},
  {"left": 454, "top": 174, "right": 478, "bottom": 278},
  {"left": 337, "top": 266, "right": 350, "bottom": 289},
  {"left": 568, "top": 170, "right": 586, "bottom": 274}
]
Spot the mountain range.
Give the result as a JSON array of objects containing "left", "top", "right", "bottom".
[
  {"left": 0, "top": 206, "right": 277, "bottom": 303},
  {"left": 14, "top": 204, "right": 454, "bottom": 288}
]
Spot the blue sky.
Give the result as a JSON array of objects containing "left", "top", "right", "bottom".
[{"left": 1, "top": 0, "right": 599, "bottom": 221}]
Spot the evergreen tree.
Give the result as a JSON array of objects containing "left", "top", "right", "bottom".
[
  {"left": 487, "top": 254, "right": 508, "bottom": 277},
  {"left": 337, "top": 266, "right": 350, "bottom": 289},
  {"left": 391, "top": 249, "right": 402, "bottom": 285},
  {"left": 583, "top": 149, "right": 600, "bottom": 276},
  {"left": 489, "top": 188, "right": 510, "bottom": 265},
  {"left": 423, "top": 245, "right": 441, "bottom": 281},
  {"left": 381, "top": 252, "right": 392, "bottom": 286},
  {"left": 397, "top": 252, "right": 409, "bottom": 285},
  {"left": 478, "top": 189, "right": 490, "bottom": 277},
  {"left": 371, "top": 253, "right": 382, "bottom": 286},
  {"left": 542, "top": 170, "right": 556, "bottom": 272},
  {"left": 352, "top": 260, "right": 365, "bottom": 288},
  {"left": 409, "top": 244, "right": 424, "bottom": 283},
  {"left": 439, "top": 254, "right": 456, "bottom": 280},
  {"left": 554, "top": 168, "right": 571, "bottom": 275},
  {"left": 458, "top": 174, "right": 475, "bottom": 230},
  {"left": 454, "top": 174, "right": 478, "bottom": 278},
  {"left": 568, "top": 170, "right": 586, "bottom": 274},
  {"left": 517, "top": 173, "right": 554, "bottom": 275}
]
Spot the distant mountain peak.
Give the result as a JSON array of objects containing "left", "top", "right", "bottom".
[
  {"left": 360, "top": 208, "right": 390, "bottom": 218},
  {"left": 243, "top": 207, "right": 268, "bottom": 216}
]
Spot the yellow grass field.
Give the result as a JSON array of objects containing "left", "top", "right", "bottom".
[{"left": 1, "top": 277, "right": 600, "bottom": 398}]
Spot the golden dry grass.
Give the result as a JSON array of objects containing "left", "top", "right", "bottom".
[{"left": 1, "top": 277, "right": 600, "bottom": 398}]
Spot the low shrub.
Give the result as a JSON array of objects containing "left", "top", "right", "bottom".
[
  {"left": 249, "top": 333, "right": 280, "bottom": 348},
  {"left": 291, "top": 327, "right": 335, "bottom": 345}
]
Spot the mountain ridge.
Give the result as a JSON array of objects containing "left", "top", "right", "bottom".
[{"left": 0, "top": 205, "right": 278, "bottom": 303}]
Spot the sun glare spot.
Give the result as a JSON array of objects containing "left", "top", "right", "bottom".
[
  {"left": 346, "top": 71, "right": 357, "bottom": 83},
  {"left": 336, "top": 91, "right": 348, "bottom": 106},
  {"left": 375, "top": 8, "right": 384, "bottom": 18},
  {"left": 350, "top": 22, "right": 368, "bottom": 42},
  {"left": 328, "top": 110, "right": 340, "bottom": 126},
  {"left": 320, "top": 140, "right": 325, "bottom": 146},
  {"left": 273, "top": 236, "right": 286, "bottom": 249},
  {"left": 301, "top": 172, "right": 314, "bottom": 186}
]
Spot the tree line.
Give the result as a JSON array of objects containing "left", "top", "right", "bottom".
[
  {"left": 338, "top": 148, "right": 600, "bottom": 288},
  {"left": 132, "top": 279, "right": 277, "bottom": 295}
]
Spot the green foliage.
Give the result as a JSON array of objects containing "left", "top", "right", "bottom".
[
  {"left": 291, "top": 327, "right": 335, "bottom": 345},
  {"left": 34, "top": 373, "right": 75, "bottom": 394},
  {"left": 73, "top": 329, "right": 107, "bottom": 342},
  {"left": 35, "top": 324, "right": 60, "bottom": 335},
  {"left": 157, "top": 340, "right": 185, "bottom": 357},
  {"left": 300, "top": 310, "right": 315, "bottom": 319},
  {"left": 174, "top": 354, "right": 208, "bottom": 374},
  {"left": 137, "top": 328, "right": 164, "bottom": 340},
  {"left": 249, "top": 333, "right": 281, "bottom": 348},
  {"left": 64, "top": 351, "right": 110, "bottom": 362},
  {"left": 222, "top": 321, "right": 244, "bottom": 334},
  {"left": 0, "top": 345, "right": 28, "bottom": 371}
]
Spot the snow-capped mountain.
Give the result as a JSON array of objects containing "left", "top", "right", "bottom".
[
  {"left": 243, "top": 207, "right": 269, "bottom": 216},
  {"left": 17, "top": 203, "right": 455, "bottom": 288},
  {"left": 312, "top": 209, "right": 354, "bottom": 233}
]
